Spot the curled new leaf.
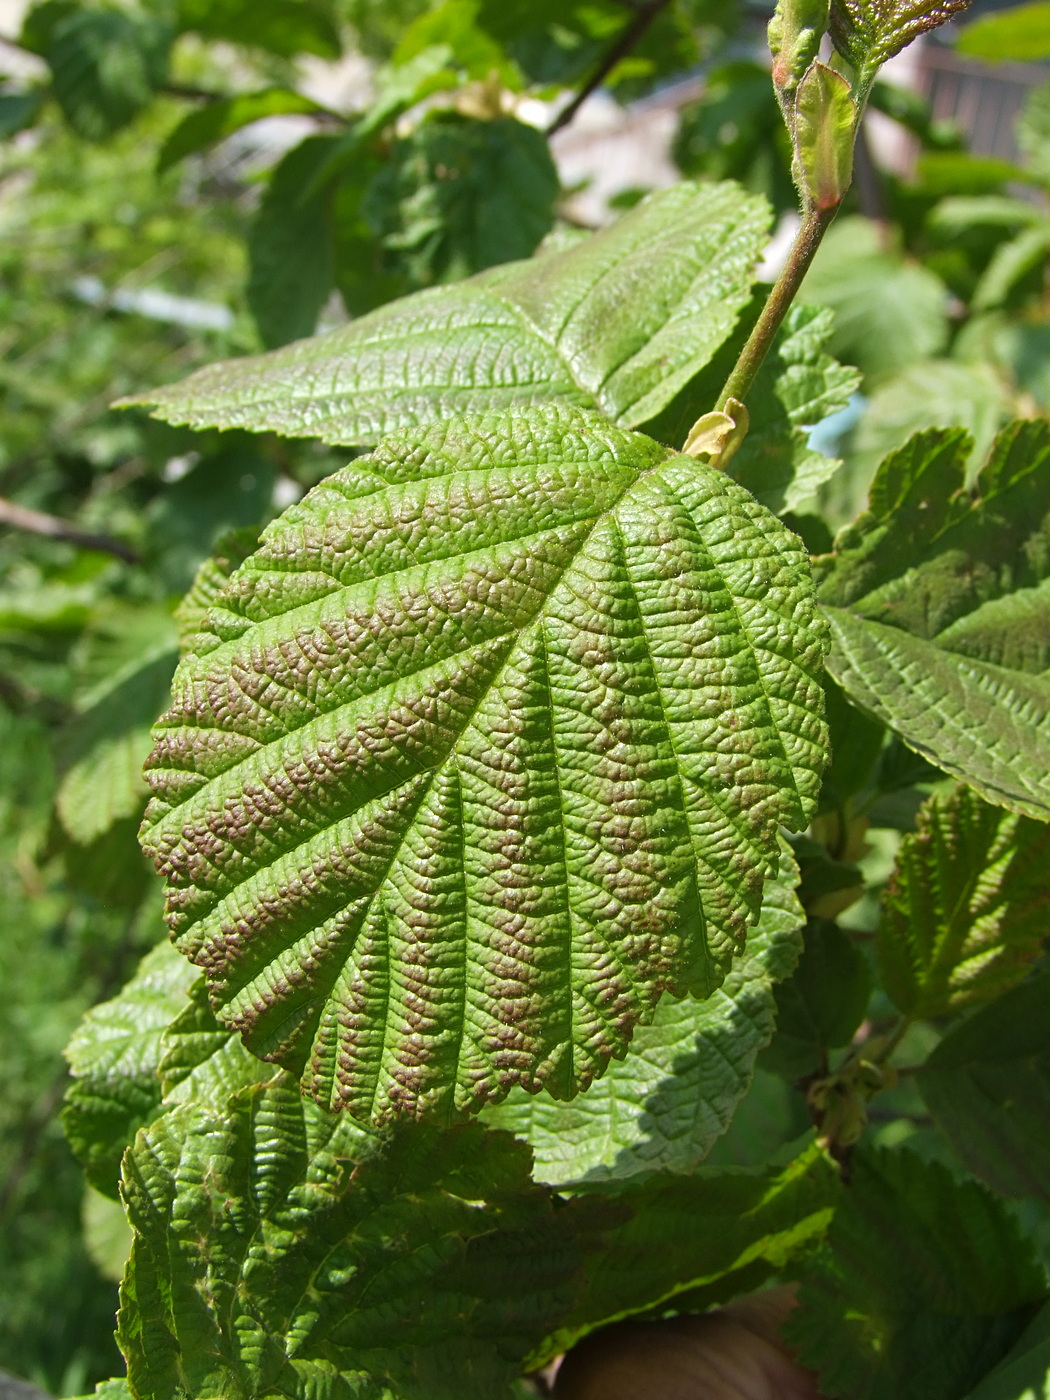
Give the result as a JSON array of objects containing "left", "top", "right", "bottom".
[
  {"left": 830, "top": 0, "right": 972, "bottom": 81},
  {"left": 793, "top": 62, "right": 856, "bottom": 210},
  {"left": 139, "top": 407, "right": 828, "bottom": 1125}
]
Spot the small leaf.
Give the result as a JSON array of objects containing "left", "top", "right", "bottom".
[
  {"left": 918, "top": 973, "right": 1050, "bottom": 1204},
  {"left": 119, "top": 181, "right": 772, "bottom": 445},
  {"left": 786, "top": 1146, "right": 1047, "bottom": 1400},
  {"left": 770, "top": 0, "right": 831, "bottom": 102},
  {"left": 56, "top": 644, "right": 178, "bottom": 846},
  {"left": 139, "top": 407, "right": 828, "bottom": 1124},
  {"left": 794, "top": 62, "right": 856, "bottom": 210},
  {"left": 483, "top": 848, "right": 806, "bottom": 1183},
  {"left": 158, "top": 88, "right": 326, "bottom": 173},
  {"left": 830, "top": 0, "right": 974, "bottom": 79},
  {"left": 0, "top": 86, "right": 46, "bottom": 137},
  {"left": 972, "top": 224, "right": 1050, "bottom": 312},
  {"left": 878, "top": 784, "right": 1050, "bottom": 1019},
  {"left": 824, "top": 606, "right": 1050, "bottom": 819},
  {"left": 248, "top": 135, "right": 340, "bottom": 348},
  {"left": 957, "top": 0, "right": 1050, "bottom": 61}
]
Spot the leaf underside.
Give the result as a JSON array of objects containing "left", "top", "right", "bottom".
[
  {"left": 118, "top": 182, "right": 771, "bottom": 446},
  {"left": 139, "top": 408, "right": 828, "bottom": 1125}
]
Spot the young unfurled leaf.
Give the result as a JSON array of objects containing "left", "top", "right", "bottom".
[
  {"left": 770, "top": 0, "right": 831, "bottom": 106},
  {"left": 118, "top": 1088, "right": 607, "bottom": 1400},
  {"left": 793, "top": 62, "right": 856, "bottom": 210},
  {"left": 878, "top": 784, "right": 1050, "bottom": 1019},
  {"left": 119, "top": 182, "right": 771, "bottom": 445},
  {"left": 786, "top": 1146, "right": 1047, "bottom": 1400},
  {"left": 829, "top": 0, "right": 973, "bottom": 85},
  {"left": 918, "top": 974, "right": 1050, "bottom": 1204},
  {"left": 818, "top": 420, "right": 1050, "bottom": 817},
  {"left": 138, "top": 407, "right": 828, "bottom": 1124},
  {"left": 483, "top": 848, "right": 805, "bottom": 1184}
]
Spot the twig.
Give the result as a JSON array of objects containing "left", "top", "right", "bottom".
[
  {"left": 547, "top": 0, "right": 672, "bottom": 137},
  {"left": 0, "top": 495, "right": 139, "bottom": 563}
]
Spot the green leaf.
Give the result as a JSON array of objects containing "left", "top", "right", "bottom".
[
  {"left": 175, "top": 526, "right": 263, "bottom": 657},
  {"left": 364, "top": 112, "right": 558, "bottom": 288},
  {"left": 830, "top": 0, "right": 972, "bottom": 80},
  {"left": 82, "top": 1184, "right": 133, "bottom": 1282},
  {"left": 801, "top": 217, "right": 949, "bottom": 382},
  {"left": 973, "top": 224, "right": 1050, "bottom": 312},
  {"left": 550, "top": 1143, "right": 840, "bottom": 1354},
  {"left": 878, "top": 784, "right": 1050, "bottom": 1019},
  {"left": 1018, "top": 81, "right": 1050, "bottom": 182},
  {"left": 62, "top": 941, "right": 197, "bottom": 1198},
  {"left": 761, "top": 917, "right": 871, "bottom": 1079},
  {"left": 818, "top": 420, "right": 1050, "bottom": 816},
  {"left": 482, "top": 847, "right": 806, "bottom": 1184},
  {"left": 722, "top": 303, "right": 860, "bottom": 514},
  {"left": 824, "top": 606, "right": 1050, "bottom": 819},
  {"left": 0, "top": 87, "right": 46, "bottom": 138},
  {"left": 962, "top": 1299, "right": 1050, "bottom": 1400},
  {"left": 56, "top": 643, "right": 178, "bottom": 846},
  {"left": 794, "top": 61, "right": 856, "bottom": 210},
  {"left": 41, "top": 5, "right": 172, "bottom": 141},
  {"left": 158, "top": 89, "right": 326, "bottom": 173},
  {"left": 69, "top": 1383, "right": 132, "bottom": 1400},
  {"left": 177, "top": 0, "right": 342, "bottom": 58},
  {"left": 120, "top": 181, "right": 772, "bottom": 445},
  {"left": 63, "top": 940, "right": 270, "bottom": 1197},
  {"left": 139, "top": 407, "right": 829, "bottom": 1124},
  {"left": 918, "top": 974, "right": 1050, "bottom": 1204},
  {"left": 248, "top": 135, "right": 340, "bottom": 349},
  {"left": 118, "top": 1089, "right": 606, "bottom": 1400},
  {"left": 957, "top": 1, "right": 1050, "bottom": 61},
  {"left": 786, "top": 1146, "right": 1048, "bottom": 1400},
  {"left": 851, "top": 360, "right": 1007, "bottom": 481}
]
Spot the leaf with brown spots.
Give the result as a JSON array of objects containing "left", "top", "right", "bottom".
[{"left": 139, "top": 406, "right": 828, "bottom": 1125}]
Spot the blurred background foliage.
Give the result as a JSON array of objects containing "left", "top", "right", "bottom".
[{"left": 0, "top": 0, "right": 1048, "bottom": 1390}]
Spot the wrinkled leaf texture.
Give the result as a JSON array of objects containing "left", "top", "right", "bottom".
[
  {"left": 139, "top": 407, "right": 828, "bottom": 1125},
  {"left": 483, "top": 843, "right": 805, "bottom": 1183},
  {"left": 120, "top": 182, "right": 772, "bottom": 445},
  {"left": 817, "top": 420, "right": 1050, "bottom": 818},
  {"left": 878, "top": 783, "right": 1050, "bottom": 1018}
]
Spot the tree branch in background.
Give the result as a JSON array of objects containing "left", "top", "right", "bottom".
[
  {"left": 547, "top": 0, "right": 673, "bottom": 137},
  {"left": 0, "top": 495, "right": 139, "bottom": 564}
]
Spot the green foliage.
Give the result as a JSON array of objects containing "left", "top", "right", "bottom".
[
  {"left": 788, "top": 1146, "right": 1048, "bottom": 1400},
  {"left": 957, "top": 0, "right": 1050, "bottom": 61},
  {"left": 918, "top": 974, "right": 1050, "bottom": 1205},
  {"left": 761, "top": 917, "right": 872, "bottom": 1078},
  {"left": 124, "top": 181, "right": 772, "bottom": 443},
  {"left": 878, "top": 785, "right": 1050, "bottom": 1018},
  {"left": 139, "top": 407, "right": 828, "bottom": 1122}
]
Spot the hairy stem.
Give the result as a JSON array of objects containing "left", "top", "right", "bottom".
[
  {"left": 716, "top": 203, "right": 838, "bottom": 410},
  {"left": 547, "top": 0, "right": 672, "bottom": 137}
]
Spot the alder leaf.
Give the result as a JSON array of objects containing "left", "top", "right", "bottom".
[
  {"left": 918, "top": 973, "right": 1050, "bottom": 1204},
  {"left": 878, "top": 784, "right": 1050, "bottom": 1018},
  {"left": 139, "top": 407, "right": 829, "bottom": 1125},
  {"left": 119, "top": 181, "right": 771, "bottom": 445},
  {"left": 786, "top": 1146, "right": 1047, "bottom": 1400},
  {"left": 118, "top": 1091, "right": 609, "bottom": 1400},
  {"left": 482, "top": 846, "right": 805, "bottom": 1184},
  {"left": 818, "top": 420, "right": 1050, "bottom": 817}
]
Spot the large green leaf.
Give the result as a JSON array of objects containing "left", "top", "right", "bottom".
[
  {"left": 824, "top": 607, "right": 1050, "bottom": 818},
  {"left": 118, "top": 1089, "right": 605, "bottom": 1400},
  {"left": 120, "top": 182, "right": 771, "bottom": 445},
  {"left": 878, "top": 785, "right": 1050, "bottom": 1018},
  {"left": 482, "top": 847, "right": 805, "bottom": 1183},
  {"left": 918, "top": 974, "right": 1050, "bottom": 1204},
  {"left": 139, "top": 407, "right": 828, "bottom": 1124},
  {"left": 56, "top": 643, "right": 178, "bottom": 846},
  {"left": 818, "top": 420, "right": 1050, "bottom": 817},
  {"left": 786, "top": 1146, "right": 1048, "bottom": 1400}
]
